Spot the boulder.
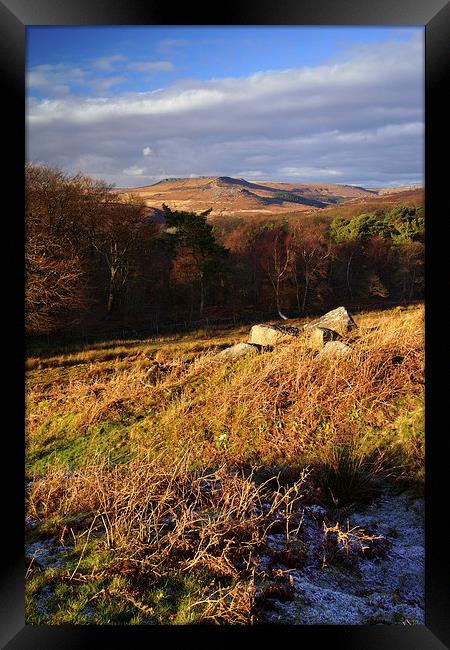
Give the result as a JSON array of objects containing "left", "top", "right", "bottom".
[
  {"left": 217, "top": 342, "right": 260, "bottom": 360},
  {"left": 317, "top": 341, "right": 352, "bottom": 360},
  {"left": 249, "top": 324, "right": 300, "bottom": 347},
  {"left": 306, "top": 327, "right": 342, "bottom": 350},
  {"left": 303, "top": 306, "right": 357, "bottom": 337}
]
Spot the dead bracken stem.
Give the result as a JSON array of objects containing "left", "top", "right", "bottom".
[
  {"left": 322, "top": 520, "right": 384, "bottom": 568},
  {"left": 27, "top": 452, "right": 311, "bottom": 623},
  {"left": 70, "top": 513, "right": 101, "bottom": 580}
]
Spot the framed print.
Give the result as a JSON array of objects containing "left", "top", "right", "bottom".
[{"left": 2, "top": 0, "right": 449, "bottom": 647}]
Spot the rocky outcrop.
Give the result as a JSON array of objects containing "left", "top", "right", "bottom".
[
  {"left": 303, "top": 306, "right": 357, "bottom": 337},
  {"left": 317, "top": 341, "right": 352, "bottom": 359},
  {"left": 217, "top": 342, "right": 261, "bottom": 359},
  {"left": 218, "top": 307, "right": 356, "bottom": 360},
  {"left": 249, "top": 324, "right": 300, "bottom": 347}
]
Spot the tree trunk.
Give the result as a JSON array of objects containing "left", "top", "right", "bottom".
[
  {"left": 346, "top": 251, "right": 354, "bottom": 298},
  {"left": 294, "top": 268, "right": 301, "bottom": 314},
  {"left": 302, "top": 267, "right": 309, "bottom": 314},
  {"left": 106, "top": 265, "right": 118, "bottom": 317},
  {"left": 106, "top": 289, "right": 115, "bottom": 317},
  {"left": 275, "top": 277, "right": 288, "bottom": 320},
  {"left": 199, "top": 272, "right": 205, "bottom": 317}
]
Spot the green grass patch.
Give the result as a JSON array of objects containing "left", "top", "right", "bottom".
[
  {"left": 25, "top": 525, "right": 234, "bottom": 625},
  {"left": 27, "top": 418, "right": 132, "bottom": 476}
]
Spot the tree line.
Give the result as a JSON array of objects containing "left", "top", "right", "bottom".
[{"left": 25, "top": 164, "right": 424, "bottom": 338}]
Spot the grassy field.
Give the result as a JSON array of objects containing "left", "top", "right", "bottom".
[{"left": 25, "top": 304, "right": 424, "bottom": 624}]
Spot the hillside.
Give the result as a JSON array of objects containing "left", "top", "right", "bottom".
[
  {"left": 26, "top": 304, "right": 424, "bottom": 625},
  {"left": 311, "top": 188, "right": 424, "bottom": 221},
  {"left": 376, "top": 185, "right": 423, "bottom": 195},
  {"left": 117, "top": 176, "right": 380, "bottom": 218}
]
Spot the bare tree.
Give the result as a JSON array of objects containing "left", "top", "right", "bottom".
[
  {"left": 25, "top": 236, "right": 89, "bottom": 334},
  {"left": 88, "top": 198, "right": 154, "bottom": 318},
  {"left": 258, "top": 225, "right": 293, "bottom": 320},
  {"left": 25, "top": 163, "right": 154, "bottom": 331},
  {"left": 290, "top": 224, "right": 331, "bottom": 314},
  {"left": 25, "top": 164, "right": 92, "bottom": 334}
]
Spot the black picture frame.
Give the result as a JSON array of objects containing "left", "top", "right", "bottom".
[{"left": 2, "top": 0, "right": 449, "bottom": 647}]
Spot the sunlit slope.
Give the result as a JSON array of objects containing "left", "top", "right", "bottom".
[{"left": 117, "top": 176, "right": 380, "bottom": 217}]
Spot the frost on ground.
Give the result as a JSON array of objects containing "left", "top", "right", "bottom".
[
  {"left": 26, "top": 537, "right": 67, "bottom": 570},
  {"left": 25, "top": 536, "right": 69, "bottom": 617},
  {"left": 25, "top": 487, "right": 424, "bottom": 625},
  {"left": 261, "top": 488, "right": 424, "bottom": 625}
]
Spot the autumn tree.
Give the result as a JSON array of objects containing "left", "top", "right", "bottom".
[
  {"left": 25, "top": 163, "right": 157, "bottom": 333},
  {"left": 218, "top": 218, "right": 266, "bottom": 315},
  {"left": 25, "top": 164, "right": 92, "bottom": 333}
]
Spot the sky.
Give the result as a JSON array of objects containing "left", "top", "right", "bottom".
[{"left": 26, "top": 26, "right": 424, "bottom": 188}]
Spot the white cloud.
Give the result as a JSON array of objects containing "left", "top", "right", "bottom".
[
  {"left": 123, "top": 165, "right": 145, "bottom": 176},
  {"left": 27, "top": 63, "right": 87, "bottom": 97},
  {"left": 127, "top": 61, "right": 174, "bottom": 72},
  {"left": 280, "top": 166, "right": 343, "bottom": 178},
  {"left": 26, "top": 35, "right": 424, "bottom": 187},
  {"left": 91, "top": 54, "right": 127, "bottom": 71},
  {"left": 28, "top": 87, "right": 228, "bottom": 125},
  {"left": 89, "top": 76, "right": 127, "bottom": 94}
]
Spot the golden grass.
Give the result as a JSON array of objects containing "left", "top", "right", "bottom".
[
  {"left": 136, "top": 304, "right": 424, "bottom": 468},
  {"left": 26, "top": 324, "right": 250, "bottom": 369},
  {"left": 26, "top": 304, "right": 424, "bottom": 481},
  {"left": 25, "top": 306, "right": 424, "bottom": 623}
]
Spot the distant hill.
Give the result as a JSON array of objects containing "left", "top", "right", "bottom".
[
  {"left": 375, "top": 185, "right": 423, "bottom": 195},
  {"left": 117, "top": 176, "right": 381, "bottom": 218},
  {"left": 311, "top": 187, "right": 424, "bottom": 221}
]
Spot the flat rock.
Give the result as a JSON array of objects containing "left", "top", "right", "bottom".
[
  {"left": 303, "top": 306, "right": 357, "bottom": 337},
  {"left": 306, "top": 327, "right": 342, "bottom": 350},
  {"left": 217, "top": 342, "right": 260, "bottom": 359},
  {"left": 317, "top": 341, "right": 352, "bottom": 359},
  {"left": 249, "top": 324, "right": 300, "bottom": 347}
]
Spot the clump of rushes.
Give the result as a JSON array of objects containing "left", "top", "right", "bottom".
[{"left": 311, "top": 443, "right": 385, "bottom": 509}]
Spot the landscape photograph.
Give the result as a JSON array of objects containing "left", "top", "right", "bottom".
[{"left": 25, "top": 25, "right": 425, "bottom": 626}]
